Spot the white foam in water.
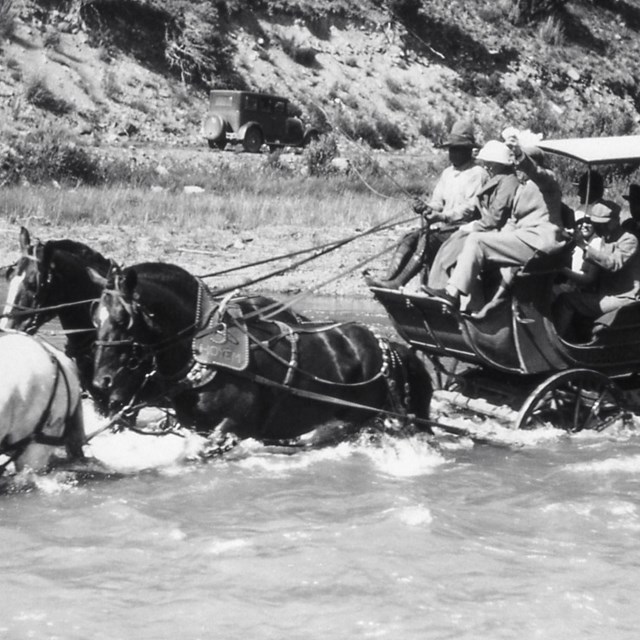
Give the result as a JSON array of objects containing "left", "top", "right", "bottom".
[
  {"left": 569, "top": 454, "right": 640, "bottom": 475},
  {"left": 362, "top": 434, "right": 445, "bottom": 477},
  {"left": 82, "top": 401, "right": 208, "bottom": 473},
  {"left": 230, "top": 439, "right": 353, "bottom": 474},
  {"left": 395, "top": 504, "right": 433, "bottom": 526},
  {"left": 206, "top": 538, "right": 251, "bottom": 555}
]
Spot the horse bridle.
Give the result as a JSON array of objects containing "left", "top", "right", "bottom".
[
  {"left": 92, "top": 287, "right": 198, "bottom": 391},
  {"left": 4, "top": 245, "right": 55, "bottom": 329}
]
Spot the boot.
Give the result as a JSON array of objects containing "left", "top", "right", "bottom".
[
  {"left": 365, "top": 251, "right": 424, "bottom": 289},
  {"left": 364, "top": 229, "right": 425, "bottom": 289}
]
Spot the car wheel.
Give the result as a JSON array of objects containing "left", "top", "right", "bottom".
[
  {"left": 243, "top": 126, "right": 264, "bottom": 153},
  {"left": 208, "top": 139, "right": 226, "bottom": 150}
]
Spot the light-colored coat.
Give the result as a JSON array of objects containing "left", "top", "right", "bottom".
[{"left": 504, "top": 153, "right": 565, "bottom": 255}]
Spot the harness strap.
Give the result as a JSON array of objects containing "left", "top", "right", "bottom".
[
  {"left": 244, "top": 320, "right": 385, "bottom": 388},
  {"left": 272, "top": 320, "right": 298, "bottom": 386},
  {"left": 226, "top": 366, "right": 444, "bottom": 432}
]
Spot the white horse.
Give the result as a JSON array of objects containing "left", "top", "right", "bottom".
[{"left": 0, "top": 332, "right": 86, "bottom": 474}]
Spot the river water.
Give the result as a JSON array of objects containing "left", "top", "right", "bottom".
[{"left": 2, "top": 292, "right": 640, "bottom": 639}]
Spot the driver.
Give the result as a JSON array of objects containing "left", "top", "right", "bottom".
[{"left": 364, "top": 120, "right": 487, "bottom": 289}]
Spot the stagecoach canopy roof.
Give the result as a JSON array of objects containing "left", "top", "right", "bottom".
[{"left": 538, "top": 135, "right": 640, "bottom": 164}]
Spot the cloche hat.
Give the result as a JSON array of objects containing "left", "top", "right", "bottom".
[{"left": 477, "top": 140, "right": 512, "bottom": 165}]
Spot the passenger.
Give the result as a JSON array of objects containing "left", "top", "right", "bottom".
[
  {"left": 423, "top": 132, "right": 565, "bottom": 311},
  {"left": 562, "top": 170, "right": 605, "bottom": 279},
  {"left": 555, "top": 201, "right": 640, "bottom": 338},
  {"left": 364, "top": 120, "right": 487, "bottom": 289},
  {"left": 553, "top": 216, "right": 598, "bottom": 297},
  {"left": 621, "top": 183, "right": 640, "bottom": 239},
  {"left": 570, "top": 216, "right": 598, "bottom": 271},
  {"left": 427, "top": 140, "right": 519, "bottom": 289}
]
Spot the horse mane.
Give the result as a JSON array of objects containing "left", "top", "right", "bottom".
[
  {"left": 43, "top": 239, "right": 111, "bottom": 274},
  {"left": 121, "top": 262, "right": 200, "bottom": 324}
]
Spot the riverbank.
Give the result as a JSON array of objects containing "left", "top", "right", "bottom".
[{"left": 0, "top": 217, "right": 414, "bottom": 301}]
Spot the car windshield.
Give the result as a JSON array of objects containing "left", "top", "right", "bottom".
[{"left": 210, "top": 94, "right": 236, "bottom": 107}]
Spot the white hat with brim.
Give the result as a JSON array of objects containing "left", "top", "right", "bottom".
[{"left": 476, "top": 140, "right": 512, "bottom": 165}]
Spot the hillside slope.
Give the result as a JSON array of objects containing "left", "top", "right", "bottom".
[{"left": 1, "top": 0, "right": 639, "bottom": 159}]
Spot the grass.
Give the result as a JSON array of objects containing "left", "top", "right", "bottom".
[{"left": 0, "top": 173, "right": 412, "bottom": 232}]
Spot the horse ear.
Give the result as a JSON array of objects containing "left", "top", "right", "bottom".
[
  {"left": 87, "top": 267, "right": 108, "bottom": 287},
  {"left": 19, "top": 227, "right": 31, "bottom": 253}
]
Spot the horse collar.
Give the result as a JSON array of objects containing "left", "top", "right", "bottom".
[{"left": 192, "top": 282, "right": 249, "bottom": 372}]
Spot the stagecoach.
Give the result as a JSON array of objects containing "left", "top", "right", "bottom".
[{"left": 370, "top": 135, "right": 640, "bottom": 432}]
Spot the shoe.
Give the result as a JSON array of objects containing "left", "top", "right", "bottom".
[{"left": 421, "top": 285, "right": 460, "bottom": 309}]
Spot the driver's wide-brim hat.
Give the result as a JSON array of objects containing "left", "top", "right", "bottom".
[{"left": 442, "top": 120, "right": 477, "bottom": 148}]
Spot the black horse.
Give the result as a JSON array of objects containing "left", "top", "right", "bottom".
[
  {"left": 90, "top": 262, "right": 432, "bottom": 442},
  {"left": 2, "top": 228, "right": 111, "bottom": 399},
  {"left": 2, "top": 228, "right": 306, "bottom": 409}
]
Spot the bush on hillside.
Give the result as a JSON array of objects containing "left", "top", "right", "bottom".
[
  {"left": 25, "top": 77, "right": 74, "bottom": 115},
  {"left": 509, "top": 0, "right": 567, "bottom": 24},
  {"left": 1, "top": 133, "right": 102, "bottom": 186},
  {"left": 280, "top": 36, "right": 318, "bottom": 67},
  {"left": 0, "top": 0, "right": 15, "bottom": 40},
  {"left": 376, "top": 117, "right": 406, "bottom": 150},
  {"left": 304, "top": 133, "right": 338, "bottom": 176}
]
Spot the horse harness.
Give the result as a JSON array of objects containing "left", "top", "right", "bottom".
[
  {"left": 100, "top": 280, "right": 415, "bottom": 420},
  {"left": 0, "top": 337, "right": 75, "bottom": 475}
]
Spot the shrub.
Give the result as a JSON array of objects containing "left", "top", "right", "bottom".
[
  {"left": 280, "top": 36, "right": 317, "bottom": 67},
  {"left": 353, "top": 119, "right": 383, "bottom": 148},
  {"left": 377, "top": 118, "right": 406, "bottom": 149},
  {"left": 25, "top": 77, "right": 73, "bottom": 115},
  {"left": 0, "top": 0, "right": 15, "bottom": 41},
  {"left": 1, "top": 129, "right": 103, "bottom": 186},
  {"left": 509, "top": 0, "right": 567, "bottom": 24},
  {"left": 538, "top": 16, "right": 564, "bottom": 46},
  {"left": 304, "top": 133, "right": 338, "bottom": 176}
]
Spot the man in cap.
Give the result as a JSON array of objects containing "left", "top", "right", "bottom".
[
  {"left": 424, "top": 134, "right": 565, "bottom": 310},
  {"left": 556, "top": 199, "right": 640, "bottom": 338},
  {"left": 364, "top": 120, "right": 487, "bottom": 289}
]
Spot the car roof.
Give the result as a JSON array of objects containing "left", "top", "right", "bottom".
[{"left": 538, "top": 135, "right": 640, "bottom": 164}]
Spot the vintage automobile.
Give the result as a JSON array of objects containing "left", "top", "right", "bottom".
[{"left": 201, "top": 90, "right": 319, "bottom": 153}]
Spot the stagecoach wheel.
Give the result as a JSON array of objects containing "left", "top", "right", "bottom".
[
  {"left": 516, "top": 369, "right": 627, "bottom": 432},
  {"left": 243, "top": 126, "right": 264, "bottom": 153}
]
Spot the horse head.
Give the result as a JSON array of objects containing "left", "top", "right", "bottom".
[
  {"left": 2, "top": 227, "right": 111, "bottom": 334},
  {"left": 1, "top": 227, "right": 47, "bottom": 332},
  {"left": 91, "top": 262, "right": 190, "bottom": 412}
]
